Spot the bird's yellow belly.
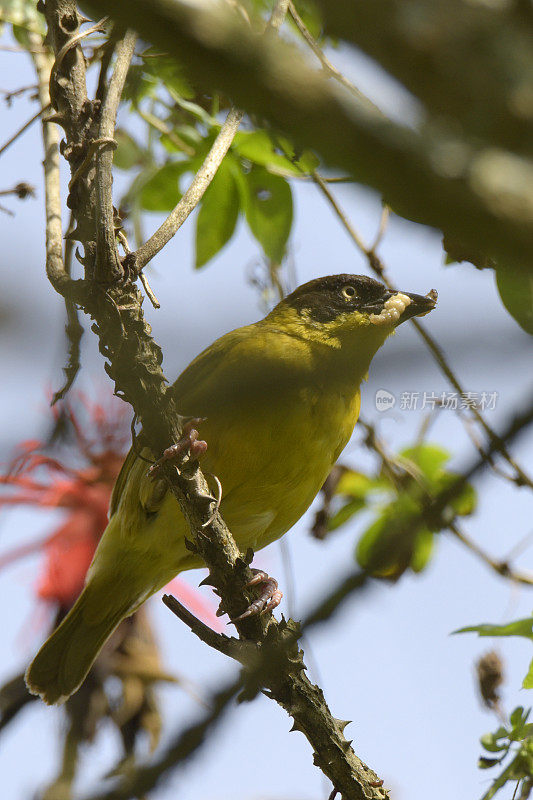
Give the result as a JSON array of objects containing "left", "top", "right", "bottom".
[
  {"left": 144, "top": 386, "right": 359, "bottom": 567},
  {"left": 99, "top": 385, "right": 360, "bottom": 588}
]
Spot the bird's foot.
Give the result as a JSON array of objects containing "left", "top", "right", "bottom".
[
  {"left": 148, "top": 418, "right": 207, "bottom": 478},
  {"left": 230, "top": 569, "right": 283, "bottom": 623}
]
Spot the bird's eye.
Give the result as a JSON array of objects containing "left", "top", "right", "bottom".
[{"left": 342, "top": 286, "right": 357, "bottom": 299}]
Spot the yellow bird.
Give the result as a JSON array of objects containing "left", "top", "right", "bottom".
[{"left": 26, "top": 274, "right": 436, "bottom": 704}]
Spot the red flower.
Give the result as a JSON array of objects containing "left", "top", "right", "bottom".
[{"left": 0, "top": 392, "right": 220, "bottom": 626}]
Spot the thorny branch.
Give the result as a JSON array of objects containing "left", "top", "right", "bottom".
[
  {"left": 32, "top": 2, "right": 387, "bottom": 799},
  {"left": 95, "top": 27, "right": 137, "bottom": 282},
  {"left": 52, "top": 214, "right": 84, "bottom": 404}
]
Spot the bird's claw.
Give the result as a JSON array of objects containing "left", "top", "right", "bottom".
[
  {"left": 230, "top": 569, "right": 283, "bottom": 624},
  {"left": 148, "top": 418, "right": 207, "bottom": 478}
]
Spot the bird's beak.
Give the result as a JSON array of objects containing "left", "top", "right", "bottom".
[
  {"left": 395, "top": 289, "right": 438, "bottom": 325},
  {"left": 362, "top": 288, "right": 438, "bottom": 327}
]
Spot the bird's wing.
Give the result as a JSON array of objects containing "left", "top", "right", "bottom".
[
  {"left": 109, "top": 325, "right": 257, "bottom": 517},
  {"left": 109, "top": 442, "right": 141, "bottom": 517}
]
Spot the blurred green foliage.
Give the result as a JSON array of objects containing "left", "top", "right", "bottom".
[
  {"left": 476, "top": 707, "right": 533, "bottom": 800},
  {"left": 326, "top": 443, "right": 476, "bottom": 579},
  {"left": 496, "top": 268, "right": 533, "bottom": 336}
]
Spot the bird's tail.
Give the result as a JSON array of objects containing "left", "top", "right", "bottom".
[{"left": 25, "top": 578, "right": 136, "bottom": 705}]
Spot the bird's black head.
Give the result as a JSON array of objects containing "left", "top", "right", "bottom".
[{"left": 281, "top": 274, "right": 437, "bottom": 328}]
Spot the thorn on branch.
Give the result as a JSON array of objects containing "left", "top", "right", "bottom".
[
  {"left": 51, "top": 299, "right": 84, "bottom": 405},
  {"left": 67, "top": 136, "right": 117, "bottom": 192}
]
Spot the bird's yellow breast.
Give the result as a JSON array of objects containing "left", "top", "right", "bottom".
[{"left": 104, "top": 319, "right": 369, "bottom": 584}]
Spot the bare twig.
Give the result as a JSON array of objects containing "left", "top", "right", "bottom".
[
  {"left": 163, "top": 596, "right": 252, "bottom": 660},
  {"left": 0, "top": 103, "right": 50, "bottom": 158},
  {"left": 29, "top": 32, "right": 85, "bottom": 303},
  {"left": 371, "top": 205, "right": 390, "bottom": 251},
  {"left": 1, "top": 84, "right": 38, "bottom": 104},
  {"left": 410, "top": 320, "right": 533, "bottom": 490},
  {"left": 96, "top": 28, "right": 138, "bottom": 281},
  {"left": 0, "top": 182, "right": 35, "bottom": 199},
  {"left": 130, "top": 106, "right": 244, "bottom": 272},
  {"left": 449, "top": 523, "right": 533, "bottom": 587},
  {"left": 137, "top": 108, "right": 195, "bottom": 156},
  {"left": 52, "top": 215, "right": 84, "bottom": 404},
  {"left": 95, "top": 35, "right": 117, "bottom": 104},
  {"left": 287, "top": 1, "right": 382, "bottom": 116}
]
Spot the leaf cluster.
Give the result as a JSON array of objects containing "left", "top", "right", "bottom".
[
  {"left": 477, "top": 707, "right": 533, "bottom": 800},
  {"left": 327, "top": 443, "right": 476, "bottom": 579},
  {"left": 114, "top": 50, "right": 320, "bottom": 268}
]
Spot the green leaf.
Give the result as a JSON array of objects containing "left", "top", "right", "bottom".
[
  {"left": 241, "top": 166, "right": 293, "bottom": 262},
  {"left": 161, "top": 125, "right": 202, "bottom": 153},
  {"left": 481, "top": 730, "right": 509, "bottom": 753},
  {"left": 336, "top": 470, "right": 378, "bottom": 499},
  {"left": 234, "top": 131, "right": 319, "bottom": 176},
  {"left": 195, "top": 157, "right": 240, "bottom": 268},
  {"left": 122, "top": 64, "right": 157, "bottom": 106},
  {"left": 455, "top": 618, "right": 533, "bottom": 639},
  {"left": 355, "top": 495, "right": 433, "bottom": 578},
  {"left": 141, "top": 51, "right": 195, "bottom": 101},
  {"left": 496, "top": 267, "right": 533, "bottom": 335},
  {"left": 410, "top": 528, "right": 434, "bottom": 573},
  {"left": 138, "top": 162, "right": 189, "bottom": 212},
  {"left": 523, "top": 660, "right": 533, "bottom": 690},
  {"left": 511, "top": 707, "right": 526, "bottom": 728},
  {"left": 114, "top": 130, "right": 146, "bottom": 171},
  {"left": 327, "top": 498, "right": 366, "bottom": 531},
  {"left": 400, "top": 444, "right": 450, "bottom": 484}
]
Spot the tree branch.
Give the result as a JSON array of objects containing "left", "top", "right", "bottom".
[
  {"left": 95, "top": 28, "right": 137, "bottom": 282},
  {"left": 320, "top": 0, "right": 533, "bottom": 157},
  {"left": 287, "top": 0, "right": 382, "bottom": 116},
  {"left": 29, "top": 29, "right": 86, "bottom": 303},
  {"left": 129, "top": 0, "right": 291, "bottom": 273},
  {"left": 52, "top": 214, "right": 84, "bottom": 404},
  {"left": 0, "top": 103, "right": 50, "bottom": 158},
  {"left": 449, "top": 523, "right": 533, "bottom": 587}
]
